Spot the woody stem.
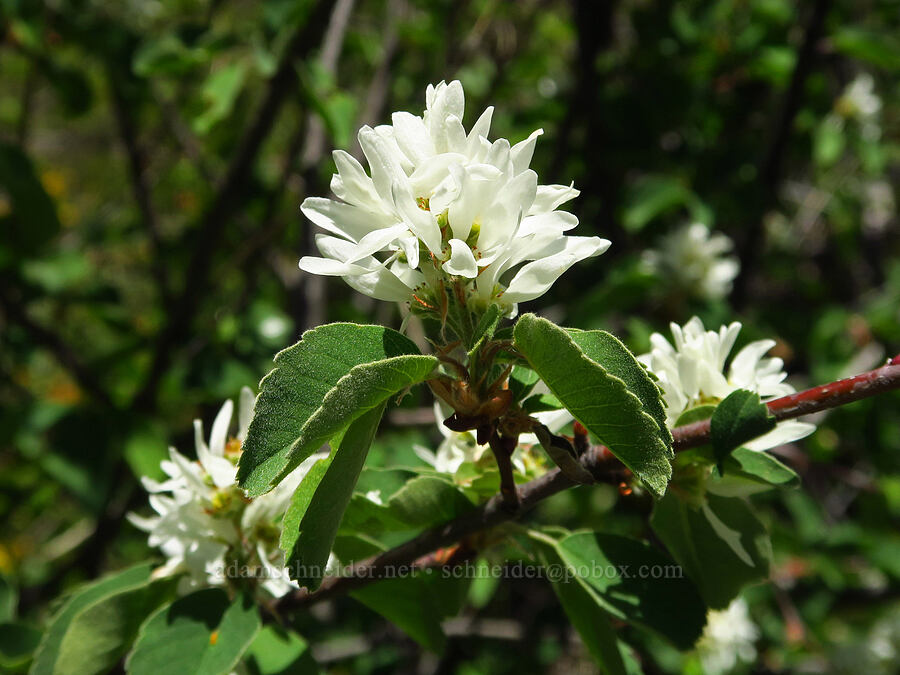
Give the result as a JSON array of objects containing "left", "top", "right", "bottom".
[{"left": 488, "top": 428, "right": 520, "bottom": 510}]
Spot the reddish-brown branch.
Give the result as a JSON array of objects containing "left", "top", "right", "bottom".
[
  {"left": 277, "top": 357, "right": 900, "bottom": 612},
  {"left": 672, "top": 357, "right": 900, "bottom": 450}
]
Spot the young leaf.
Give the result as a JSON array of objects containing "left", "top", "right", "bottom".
[
  {"left": 651, "top": 493, "right": 772, "bottom": 609},
  {"left": 467, "top": 303, "right": 503, "bottom": 359},
  {"left": 514, "top": 314, "right": 672, "bottom": 497},
  {"left": 710, "top": 389, "right": 776, "bottom": 467},
  {"left": 238, "top": 323, "right": 437, "bottom": 496},
  {"left": 126, "top": 589, "right": 261, "bottom": 675},
  {"left": 31, "top": 563, "right": 156, "bottom": 675},
  {"left": 508, "top": 365, "right": 540, "bottom": 401},
  {"left": 534, "top": 425, "right": 595, "bottom": 484},
  {"left": 553, "top": 531, "right": 706, "bottom": 649},
  {"left": 281, "top": 404, "right": 386, "bottom": 591}
]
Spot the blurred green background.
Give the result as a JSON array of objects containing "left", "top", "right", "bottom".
[{"left": 1, "top": 0, "right": 899, "bottom": 672}]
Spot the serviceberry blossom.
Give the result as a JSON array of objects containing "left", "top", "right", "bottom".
[
  {"left": 638, "top": 317, "right": 815, "bottom": 451},
  {"left": 696, "top": 598, "right": 759, "bottom": 675},
  {"left": 298, "top": 80, "right": 609, "bottom": 319},
  {"left": 127, "top": 388, "right": 325, "bottom": 598},
  {"left": 644, "top": 223, "right": 739, "bottom": 300}
]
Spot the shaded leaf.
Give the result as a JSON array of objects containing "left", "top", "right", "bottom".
[
  {"left": 126, "top": 590, "right": 260, "bottom": 675},
  {"left": 710, "top": 389, "right": 776, "bottom": 467},
  {"left": 651, "top": 494, "right": 772, "bottom": 609}
]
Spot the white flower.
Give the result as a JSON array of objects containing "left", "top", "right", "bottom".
[
  {"left": 836, "top": 73, "right": 882, "bottom": 141},
  {"left": 696, "top": 598, "right": 759, "bottom": 675},
  {"left": 638, "top": 317, "right": 815, "bottom": 451},
  {"left": 644, "top": 223, "right": 739, "bottom": 300},
  {"left": 298, "top": 80, "right": 610, "bottom": 319},
  {"left": 128, "top": 388, "right": 325, "bottom": 598}
]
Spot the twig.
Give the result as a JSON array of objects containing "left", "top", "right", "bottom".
[
  {"left": 0, "top": 288, "right": 114, "bottom": 407},
  {"left": 134, "top": 0, "right": 333, "bottom": 409},
  {"left": 278, "top": 357, "right": 900, "bottom": 610},
  {"left": 732, "top": 0, "right": 833, "bottom": 307},
  {"left": 108, "top": 71, "right": 170, "bottom": 303}
]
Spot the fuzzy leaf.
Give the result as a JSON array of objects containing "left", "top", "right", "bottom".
[
  {"left": 238, "top": 323, "right": 437, "bottom": 496},
  {"left": 514, "top": 314, "right": 672, "bottom": 497}
]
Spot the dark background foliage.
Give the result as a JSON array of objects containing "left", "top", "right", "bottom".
[{"left": 1, "top": 0, "right": 899, "bottom": 672}]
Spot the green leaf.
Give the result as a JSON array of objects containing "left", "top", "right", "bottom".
[
  {"left": 833, "top": 28, "right": 900, "bottom": 71},
  {"left": 710, "top": 389, "right": 776, "bottom": 467},
  {"left": 0, "top": 622, "right": 41, "bottom": 669},
  {"left": 814, "top": 115, "right": 845, "bottom": 168},
  {"left": 706, "top": 447, "right": 800, "bottom": 497},
  {"left": 350, "top": 570, "right": 468, "bottom": 652},
  {"left": 126, "top": 589, "right": 261, "bottom": 675},
  {"left": 553, "top": 531, "right": 706, "bottom": 649},
  {"left": 351, "top": 575, "right": 448, "bottom": 652},
  {"left": 193, "top": 63, "right": 248, "bottom": 135},
  {"left": 521, "top": 393, "right": 563, "bottom": 413},
  {"left": 534, "top": 425, "right": 594, "bottom": 484},
  {"left": 243, "top": 626, "right": 318, "bottom": 675},
  {"left": 508, "top": 365, "right": 540, "bottom": 401},
  {"left": 0, "top": 142, "right": 60, "bottom": 262},
  {"left": 281, "top": 404, "right": 386, "bottom": 591},
  {"left": 514, "top": 315, "right": 672, "bottom": 497},
  {"left": 674, "top": 404, "right": 716, "bottom": 427},
  {"left": 531, "top": 535, "right": 633, "bottom": 675},
  {"left": 31, "top": 563, "right": 155, "bottom": 675},
  {"left": 621, "top": 175, "right": 694, "bottom": 232},
  {"left": 0, "top": 576, "right": 15, "bottom": 622},
  {"left": 55, "top": 578, "right": 177, "bottom": 675},
  {"left": 651, "top": 494, "right": 772, "bottom": 609},
  {"left": 238, "top": 323, "right": 437, "bottom": 496},
  {"left": 385, "top": 476, "right": 475, "bottom": 529},
  {"left": 468, "top": 303, "right": 503, "bottom": 358},
  {"left": 566, "top": 328, "right": 671, "bottom": 450}
]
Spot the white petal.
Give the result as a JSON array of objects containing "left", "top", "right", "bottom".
[
  {"left": 391, "top": 112, "right": 435, "bottom": 165},
  {"left": 466, "top": 106, "right": 494, "bottom": 155},
  {"left": 729, "top": 340, "right": 777, "bottom": 384},
  {"left": 502, "top": 237, "right": 610, "bottom": 303},
  {"left": 742, "top": 421, "right": 816, "bottom": 452},
  {"left": 444, "top": 239, "right": 478, "bottom": 278},
  {"left": 510, "top": 129, "right": 543, "bottom": 174},
  {"left": 517, "top": 211, "right": 578, "bottom": 237},
  {"left": 209, "top": 399, "right": 233, "bottom": 456},
  {"left": 345, "top": 268, "right": 414, "bottom": 302},
  {"left": 298, "top": 256, "right": 370, "bottom": 277},
  {"left": 344, "top": 224, "right": 409, "bottom": 263},
  {"left": 300, "top": 197, "right": 394, "bottom": 242},
  {"left": 238, "top": 387, "right": 255, "bottom": 442},
  {"left": 529, "top": 183, "right": 580, "bottom": 215},
  {"left": 330, "top": 150, "right": 380, "bottom": 207}
]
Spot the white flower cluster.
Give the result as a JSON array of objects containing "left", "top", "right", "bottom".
[
  {"left": 696, "top": 598, "right": 759, "bottom": 674},
  {"left": 837, "top": 73, "right": 882, "bottom": 140},
  {"left": 298, "top": 80, "right": 609, "bottom": 317},
  {"left": 127, "top": 388, "right": 323, "bottom": 598},
  {"left": 639, "top": 317, "right": 815, "bottom": 451},
  {"left": 644, "top": 223, "right": 739, "bottom": 301}
]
